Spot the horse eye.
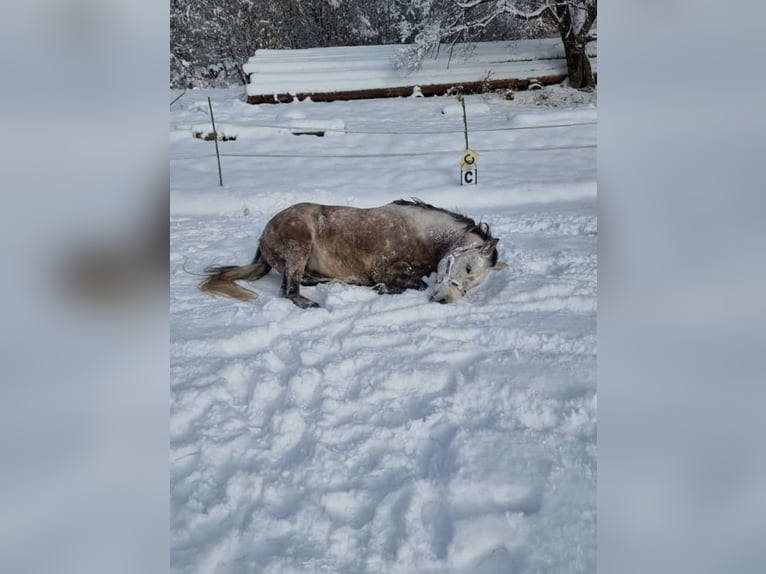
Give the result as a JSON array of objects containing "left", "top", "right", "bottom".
[{"left": 466, "top": 264, "right": 472, "bottom": 274}]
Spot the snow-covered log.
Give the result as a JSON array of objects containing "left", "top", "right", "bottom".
[{"left": 245, "top": 38, "right": 596, "bottom": 104}]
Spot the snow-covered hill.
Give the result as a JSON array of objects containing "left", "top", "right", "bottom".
[{"left": 170, "top": 85, "right": 596, "bottom": 573}]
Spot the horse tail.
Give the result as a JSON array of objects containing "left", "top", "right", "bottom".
[{"left": 198, "top": 255, "right": 271, "bottom": 301}]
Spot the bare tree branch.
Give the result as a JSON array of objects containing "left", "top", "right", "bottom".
[{"left": 580, "top": 2, "right": 598, "bottom": 39}]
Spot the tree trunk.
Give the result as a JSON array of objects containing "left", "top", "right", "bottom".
[
  {"left": 548, "top": 3, "right": 597, "bottom": 90},
  {"left": 562, "top": 38, "right": 595, "bottom": 89}
]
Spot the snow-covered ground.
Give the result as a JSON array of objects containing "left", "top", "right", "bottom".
[{"left": 171, "top": 85, "right": 596, "bottom": 574}]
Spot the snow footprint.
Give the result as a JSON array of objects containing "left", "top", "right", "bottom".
[
  {"left": 448, "top": 513, "right": 527, "bottom": 574},
  {"left": 321, "top": 489, "right": 376, "bottom": 528},
  {"left": 287, "top": 367, "right": 322, "bottom": 410},
  {"left": 269, "top": 409, "right": 308, "bottom": 461}
]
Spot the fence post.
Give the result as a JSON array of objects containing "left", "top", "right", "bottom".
[
  {"left": 461, "top": 96, "right": 469, "bottom": 150},
  {"left": 208, "top": 97, "right": 224, "bottom": 187},
  {"left": 458, "top": 95, "right": 478, "bottom": 185}
]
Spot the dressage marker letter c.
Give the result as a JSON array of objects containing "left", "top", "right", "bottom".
[{"left": 459, "top": 149, "right": 479, "bottom": 185}]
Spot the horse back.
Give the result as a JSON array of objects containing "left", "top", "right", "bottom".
[{"left": 260, "top": 202, "right": 449, "bottom": 285}]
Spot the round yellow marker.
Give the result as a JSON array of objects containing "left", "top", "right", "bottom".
[{"left": 460, "top": 149, "right": 480, "bottom": 170}]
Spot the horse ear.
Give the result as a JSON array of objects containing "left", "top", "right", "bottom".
[{"left": 480, "top": 238, "right": 498, "bottom": 255}]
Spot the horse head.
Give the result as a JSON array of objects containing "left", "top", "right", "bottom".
[{"left": 431, "top": 231, "right": 505, "bottom": 304}]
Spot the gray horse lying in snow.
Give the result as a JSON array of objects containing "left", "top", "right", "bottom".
[{"left": 200, "top": 199, "right": 505, "bottom": 308}]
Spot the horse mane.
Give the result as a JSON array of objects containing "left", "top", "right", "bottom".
[{"left": 392, "top": 198, "right": 495, "bottom": 242}]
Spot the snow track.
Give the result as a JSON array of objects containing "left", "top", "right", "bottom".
[{"left": 171, "top": 87, "right": 596, "bottom": 573}]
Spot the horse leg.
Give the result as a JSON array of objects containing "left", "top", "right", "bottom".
[
  {"left": 372, "top": 278, "right": 426, "bottom": 295},
  {"left": 373, "top": 283, "right": 405, "bottom": 295},
  {"left": 263, "top": 215, "right": 321, "bottom": 308},
  {"left": 282, "top": 272, "right": 319, "bottom": 308},
  {"left": 403, "top": 264, "right": 431, "bottom": 291},
  {"left": 300, "top": 272, "right": 331, "bottom": 286},
  {"left": 372, "top": 262, "right": 428, "bottom": 295},
  {"left": 279, "top": 242, "right": 319, "bottom": 308}
]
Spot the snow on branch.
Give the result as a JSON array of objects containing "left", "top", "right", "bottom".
[
  {"left": 456, "top": 1, "right": 552, "bottom": 20},
  {"left": 455, "top": 0, "right": 571, "bottom": 19},
  {"left": 453, "top": 0, "right": 596, "bottom": 26}
]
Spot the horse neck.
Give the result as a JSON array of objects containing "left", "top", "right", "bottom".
[
  {"left": 431, "top": 227, "right": 474, "bottom": 258},
  {"left": 400, "top": 206, "right": 481, "bottom": 256},
  {"left": 446, "top": 230, "right": 485, "bottom": 254}
]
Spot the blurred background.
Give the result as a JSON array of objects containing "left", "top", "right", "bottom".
[
  {"left": 0, "top": 2, "right": 168, "bottom": 573},
  {"left": 599, "top": 2, "right": 766, "bottom": 574}
]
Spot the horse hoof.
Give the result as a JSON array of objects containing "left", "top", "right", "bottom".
[
  {"left": 373, "top": 283, "right": 404, "bottom": 295},
  {"left": 291, "top": 297, "right": 319, "bottom": 309}
]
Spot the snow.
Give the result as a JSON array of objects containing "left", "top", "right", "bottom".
[
  {"left": 171, "top": 83, "right": 596, "bottom": 573},
  {"left": 191, "top": 118, "right": 347, "bottom": 140},
  {"left": 442, "top": 102, "right": 491, "bottom": 116},
  {"left": 244, "top": 39, "right": 598, "bottom": 97}
]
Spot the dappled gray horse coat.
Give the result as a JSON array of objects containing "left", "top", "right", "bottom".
[{"left": 200, "top": 199, "right": 502, "bottom": 308}]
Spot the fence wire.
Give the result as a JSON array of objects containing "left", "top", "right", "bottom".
[
  {"left": 172, "top": 116, "right": 595, "bottom": 162},
  {"left": 171, "top": 143, "right": 595, "bottom": 162},
  {"left": 182, "top": 120, "right": 596, "bottom": 136}
]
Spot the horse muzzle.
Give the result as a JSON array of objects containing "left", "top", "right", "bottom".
[{"left": 430, "top": 282, "right": 463, "bottom": 304}]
